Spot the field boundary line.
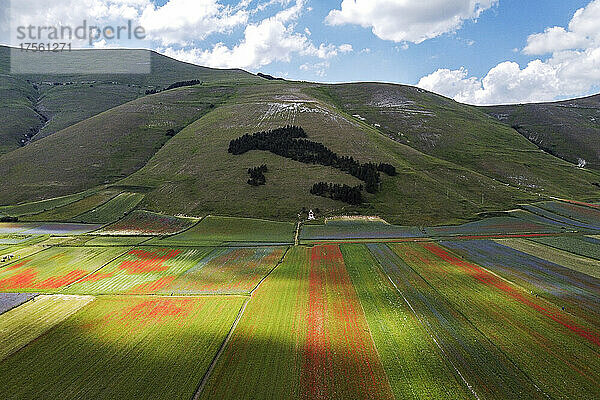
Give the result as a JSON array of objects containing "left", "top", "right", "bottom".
[
  {"left": 191, "top": 246, "right": 290, "bottom": 399},
  {"left": 191, "top": 296, "right": 250, "bottom": 400},
  {"left": 249, "top": 246, "right": 290, "bottom": 295},
  {"left": 68, "top": 190, "right": 124, "bottom": 225},
  {"left": 60, "top": 246, "right": 136, "bottom": 291},
  {"left": 92, "top": 293, "right": 250, "bottom": 298},
  {"left": 91, "top": 293, "right": 249, "bottom": 299},
  {"left": 160, "top": 214, "right": 209, "bottom": 240},
  {"left": 0, "top": 293, "right": 40, "bottom": 315},
  {"left": 294, "top": 221, "right": 301, "bottom": 246}
]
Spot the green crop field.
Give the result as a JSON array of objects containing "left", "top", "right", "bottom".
[
  {"left": 148, "top": 216, "right": 295, "bottom": 246},
  {"left": 1, "top": 45, "right": 600, "bottom": 399},
  {"left": 0, "top": 294, "right": 93, "bottom": 361},
  {"left": 530, "top": 235, "right": 600, "bottom": 260},
  {"left": 0, "top": 243, "right": 47, "bottom": 261},
  {"left": 341, "top": 244, "right": 469, "bottom": 399},
  {"left": 200, "top": 245, "right": 394, "bottom": 400},
  {"left": 21, "top": 189, "right": 122, "bottom": 222},
  {"left": 300, "top": 219, "right": 423, "bottom": 242},
  {"left": 0, "top": 218, "right": 599, "bottom": 398},
  {"left": 84, "top": 236, "right": 151, "bottom": 246},
  {"left": 0, "top": 295, "right": 245, "bottom": 400},
  {"left": 497, "top": 238, "right": 600, "bottom": 279},
  {"left": 391, "top": 242, "right": 600, "bottom": 399},
  {"left": 0, "top": 190, "right": 95, "bottom": 217},
  {"left": 95, "top": 210, "right": 199, "bottom": 235},
  {"left": 373, "top": 243, "right": 543, "bottom": 399},
  {"left": 74, "top": 192, "right": 145, "bottom": 224}
]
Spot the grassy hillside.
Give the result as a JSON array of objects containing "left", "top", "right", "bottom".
[
  {"left": 310, "top": 83, "right": 600, "bottom": 200},
  {"left": 0, "top": 75, "right": 43, "bottom": 153},
  {"left": 481, "top": 94, "right": 600, "bottom": 169},
  {"left": 0, "top": 85, "right": 234, "bottom": 204},
  {"left": 1, "top": 49, "right": 598, "bottom": 224},
  {"left": 118, "top": 82, "right": 535, "bottom": 224},
  {"left": 0, "top": 46, "right": 260, "bottom": 152}
]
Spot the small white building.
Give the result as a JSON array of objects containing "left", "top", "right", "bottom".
[{"left": 308, "top": 209, "right": 315, "bottom": 220}]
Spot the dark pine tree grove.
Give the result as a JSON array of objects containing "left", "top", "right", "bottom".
[
  {"left": 166, "top": 79, "right": 201, "bottom": 90},
  {"left": 229, "top": 126, "right": 395, "bottom": 194},
  {"left": 310, "top": 182, "right": 363, "bottom": 205},
  {"left": 247, "top": 165, "right": 268, "bottom": 186},
  {"left": 377, "top": 163, "right": 397, "bottom": 176}
]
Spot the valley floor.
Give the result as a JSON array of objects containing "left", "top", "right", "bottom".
[{"left": 0, "top": 199, "right": 599, "bottom": 399}]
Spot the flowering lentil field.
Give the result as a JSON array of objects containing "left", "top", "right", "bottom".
[
  {"left": 95, "top": 210, "right": 198, "bottom": 236},
  {"left": 158, "top": 246, "right": 287, "bottom": 295},
  {"left": 65, "top": 247, "right": 214, "bottom": 295},
  {"left": 537, "top": 201, "right": 600, "bottom": 225},
  {"left": 441, "top": 239, "right": 600, "bottom": 327},
  {"left": 0, "top": 202, "right": 599, "bottom": 399}
]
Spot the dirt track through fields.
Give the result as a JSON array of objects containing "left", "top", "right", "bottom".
[{"left": 191, "top": 247, "right": 289, "bottom": 400}]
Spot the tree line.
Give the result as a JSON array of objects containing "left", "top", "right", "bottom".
[
  {"left": 228, "top": 125, "right": 396, "bottom": 194},
  {"left": 145, "top": 79, "right": 202, "bottom": 95},
  {"left": 166, "top": 79, "right": 201, "bottom": 90},
  {"left": 247, "top": 165, "right": 268, "bottom": 186},
  {"left": 310, "top": 182, "right": 363, "bottom": 205}
]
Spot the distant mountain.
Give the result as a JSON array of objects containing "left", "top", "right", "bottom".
[{"left": 481, "top": 94, "right": 600, "bottom": 169}]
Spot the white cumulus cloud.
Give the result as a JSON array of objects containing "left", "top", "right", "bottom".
[
  {"left": 325, "top": 0, "right": 497, "bottom": 44},
  {"left": 139, "top": 0, "right": 249, "bottom": 46},
  {"left": 418, "top": 0, "right": 600, "bottom": 105},
  {"left": 162, "top": 0, "right": 353, "bottom": 70}
]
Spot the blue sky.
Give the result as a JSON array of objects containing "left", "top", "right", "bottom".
[
  {"left": 260, "top": 0, "right": 590, "bottom": 83},
  {"left": 4, "top": 0, "right": 600, "bottom": 104}
]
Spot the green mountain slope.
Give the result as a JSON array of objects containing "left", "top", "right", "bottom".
[
  {"left": 0, "top": 74, "right": 43, "bottom": 153},
  {"left": 117, "top": 82, "right": 535, "bottom": 224},
  {"left": 0, "top": 84, "right": 234, "bottom": 204},
  {"left": 0, "top": 46, "right": 260, "bottom": 153},
  {"left": 480, "top": 94, "right": 600, "bottom": 169},
  {"left": 0, "top": 50, "right": 598, "bottom": 225},
  {"left": 311, "top": 83, "right": 600, "bottom": 199}
]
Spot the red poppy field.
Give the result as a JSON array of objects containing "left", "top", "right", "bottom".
[{"left": 0, "top": 246, "right": 129, "bottom": 292}]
